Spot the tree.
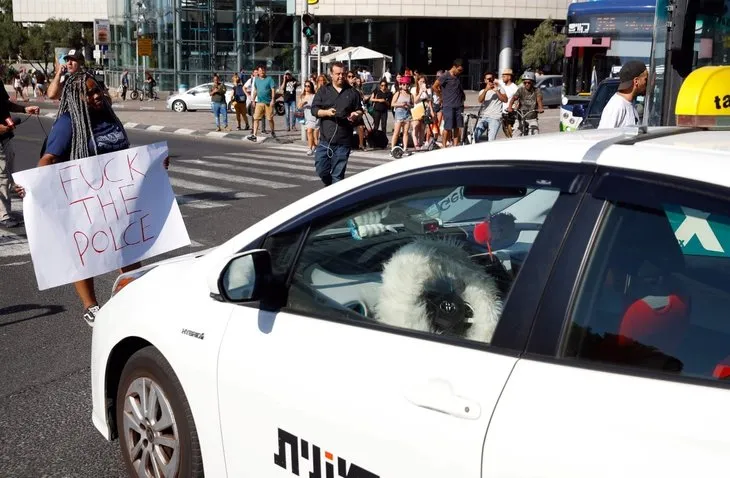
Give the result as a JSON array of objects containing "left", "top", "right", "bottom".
[
  {"left": 521, "top": 18, "right": 566, "bottom": 72},
  {"left": 0, "top": 0, "right": 25, "bottom": 62},
  {"left": 20, "top": 18, "right": 83, "bottom": 73}
]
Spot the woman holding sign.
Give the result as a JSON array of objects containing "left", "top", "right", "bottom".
[{"left": 16, "top": 72, "right": 169, "bottom": 326}]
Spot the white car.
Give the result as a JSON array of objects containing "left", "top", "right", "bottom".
[
  {"left": 91, "top": 126, "right": 730, "bottom": 477},
  {"left": 166, "top": 82, "right": 235, "bottom": 113}
]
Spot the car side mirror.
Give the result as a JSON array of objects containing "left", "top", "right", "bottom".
[{"left": 207, "top": 249, "right": 272, "bottom": 303}]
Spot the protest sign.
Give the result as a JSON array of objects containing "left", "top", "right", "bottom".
[{"left": 12, "top": 142, "right": 190, "bottom": 290}]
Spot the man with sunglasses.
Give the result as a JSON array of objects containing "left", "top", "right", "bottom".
[
  {"left": 507, "top": 71, "right": 544, "bottom": 136},
  {"left": 433, "top": 59, "right": 466, "bottom": 147},
  {"left": 474, "top": 72, "right": 508, "bottom": 142}
]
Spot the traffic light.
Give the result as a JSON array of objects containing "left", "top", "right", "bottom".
[{"left": 302, "top": 14, "right": 316, "bottom": 41}]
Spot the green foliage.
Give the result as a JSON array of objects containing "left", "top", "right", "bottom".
[
  {"left": 521, "top": 18, "right": 566, "bottom": 71},
  {"left": 0, "top": 0, "right": 25, "bottom": 61},
  {"left": 19, "top": 18, "right": 83, "bottom": 73}
]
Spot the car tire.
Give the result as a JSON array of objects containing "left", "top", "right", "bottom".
[
  {"left": 172, "top": 100, "right": 187, "bottom": 113},
  {"left": 116, "top": 346, "right": 203, "bottom": 478}
]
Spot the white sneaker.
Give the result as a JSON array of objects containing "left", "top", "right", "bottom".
[
  {"left": 306, "top": 149, "right": 314, "bottom": 156},
  {"left": 83, "top": 305, "right": 100, "bottom": 327}
]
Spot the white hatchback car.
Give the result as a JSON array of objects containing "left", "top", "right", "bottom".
[
  {"left": 92, "top": 127, "right": 730, "bottom": 477},
  {"left": 166, "top": 82, "right": 235, "bottom": 113}
]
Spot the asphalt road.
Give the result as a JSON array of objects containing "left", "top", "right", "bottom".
[
  {"left": 0, "top": 117, "right": 329, "bottom": 477},
  {"left": 0, "top": 110, "right": 560, "bottom": 476}
]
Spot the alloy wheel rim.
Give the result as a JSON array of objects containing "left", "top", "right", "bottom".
[{"left": 122, "top": 377, "right": 181, "bottom": 478}]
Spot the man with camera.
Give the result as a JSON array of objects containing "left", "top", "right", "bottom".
[
  {"left": 0, "top": 86, "right": 40, "bottom": 228},
  {"left": 310, "top": 62, "right": 364, "bottom": 186}
]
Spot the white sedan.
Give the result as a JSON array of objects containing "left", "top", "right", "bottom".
[
  {"left": 91, "top": 127, "right": 730, "bottom": 477},
  {"left": 166, "top": 82, "right": 235, "bottom": 113}
]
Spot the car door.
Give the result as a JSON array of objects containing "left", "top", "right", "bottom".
[
  {"left": 482, "top": 170, "right": 730, "bottom": 477},
  {"left": 216, "top": 163, "right": 589, "bottom": 477},
  {"left": 189, "top": 84, "right": 211, "bottom": 110}
]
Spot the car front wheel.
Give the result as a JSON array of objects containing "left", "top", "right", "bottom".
[
  {"left": 116, "top": 346, "right": 203, "bottom": 477},
  {"left": 172, "top": 100, "right": 187, "bottom": 112}
]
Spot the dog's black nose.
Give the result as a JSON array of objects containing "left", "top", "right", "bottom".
[{"left": 423, "top": 290, "right": 473, "bottom": 336}]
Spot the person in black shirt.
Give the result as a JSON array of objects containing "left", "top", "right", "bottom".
[
  {"left": 310, "top": 62, "right": 363, "bottom": 186},
  {"left": 0, "top": 86, "right": 40, "bottom": 228},
  {"left": 280, "top": 70, "right": 299, "bottom": 131},
  {"left": 370, "top": 80, "right": 393, "bottom": 132}
]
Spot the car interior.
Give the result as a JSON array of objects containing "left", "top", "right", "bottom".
[
  {"left": 566, "top": 201, "right": 730, "bottom": 382},
  {"left": 285, "top": 187, "right": 560, "bottom": 342}
]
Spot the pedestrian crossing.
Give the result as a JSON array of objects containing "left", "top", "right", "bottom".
[{"left": 0, "top": 147, "right": 391, "bottom": 259}]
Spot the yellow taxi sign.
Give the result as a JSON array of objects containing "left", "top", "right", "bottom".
[{"left": 675, "top": 66, "right": 730, "bottom": 126}]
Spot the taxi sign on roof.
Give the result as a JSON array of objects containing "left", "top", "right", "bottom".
[{"left": 675, "top": 66, "right": 730, "bottom": 127}]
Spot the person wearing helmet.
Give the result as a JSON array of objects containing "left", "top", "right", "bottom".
[
  {"left": 390, "top": 74, "right": 415, "bottom": 157},
  {"left": 507, "top": 70, "right": 544, "bottom": 136}
]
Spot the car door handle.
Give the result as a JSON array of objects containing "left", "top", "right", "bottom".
[{"left": 404, "top": 378, "right": 481, "bottom": 420}]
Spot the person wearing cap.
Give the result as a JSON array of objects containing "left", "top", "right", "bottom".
[
  {"left": 47, "top": 49, "right": 85, "bottom": 100},
  {"left": 598, "top": 60, "right": 648, "bottom": 129},
  {"left": 280, "top": 70, "right": 299, "bottom": 132}
]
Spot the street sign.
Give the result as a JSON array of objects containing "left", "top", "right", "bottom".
[
  {"left": 138, "top": 38, "right": 153, "bottom": 57},
  {"left": 94, "top": 18, "right": 110, "bottom": 45}
]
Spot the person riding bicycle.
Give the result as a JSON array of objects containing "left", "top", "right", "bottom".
[{"left": 507, "top": 71, "right": 544, "bottom": 137}]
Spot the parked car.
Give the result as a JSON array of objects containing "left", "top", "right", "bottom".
[
  {"left": 536, "top": 74, "right": 562, "bottom": 108},
  {"left": 92, "top": 70, "right": 730, "bottom": 476},
  {"left": 571, "top": 78, "right": 646, "bottom": 130},
  {"left": 166, "top": 82, "right": 235, "bottom": 113}
]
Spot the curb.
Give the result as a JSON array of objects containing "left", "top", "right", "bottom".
[{"left": 39, "top": 112, "right": 295, "bottom": 145}]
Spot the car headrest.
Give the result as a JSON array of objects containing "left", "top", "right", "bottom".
[
  {"left": 713, "top": 356, "right": 730, "bottom": 380},
  {"left": 618, "top": 294, "right": 689, "bottom": 353}
]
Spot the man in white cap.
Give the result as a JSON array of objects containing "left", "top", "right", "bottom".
[
  {"left": 598, "top": 60, "right": 648, "bottom": 129},
  {"left": 47, "top": 49, "right": 86, "bottom": 100}
]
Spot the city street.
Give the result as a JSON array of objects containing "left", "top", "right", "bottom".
[
  {"left": 0, "top": 109, "right": 560, "bottom": 476},
  {"left": 0, "top": 116, "right": 390, "bottom": 476}
]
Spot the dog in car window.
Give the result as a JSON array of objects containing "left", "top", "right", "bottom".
[{"left": 374, "top": 238, "right": 503, "bottom": 342}]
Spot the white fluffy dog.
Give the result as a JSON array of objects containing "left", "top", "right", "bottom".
[{"left": 374, "top": 238, "right": 503, "bottom": 343}]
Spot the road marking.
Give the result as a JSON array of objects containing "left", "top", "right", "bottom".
[
  {"left": 174, "top": 128, "right": 196, "bottom": 135},
  {"left": 267, "top": 145, "right": 391, "bottom": 165},
  {"left": 124, "top": 122, "right": 139, "bottom": 128},
  {"left": 192, "top": 158, "right": 319, "bottom": 181},
  {"left": 172, "top": 166, "right": 297, "bottom": 189},
  {"left": 44, "top": 113, "right": 57, "bottom": 118},
  {"left": 176, "top": 196, "right": 227, "bottom": 209},
  {"left": 146, "top": 125, "right": 165, "bottom": 131},
  {"left": 0, "top": 260, "right": 30, "bottom": 267},
  {"left": 201, "top": 153, "right": 368, "bottom": 171},
  {"left": 226, "top": 151, "right": 376, "bottom": 169},
  {"left": 169, "top": 177, "right": 264, "bottom": 199},
  {"left": 0, "top": 233, "right": 30, "bottom": 257},
  {"left": 206, "top": 131, "right": 229, "bottom": 138}
]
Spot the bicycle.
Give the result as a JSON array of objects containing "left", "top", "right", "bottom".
[
  {"left": 511, "top": 109, "right": 541, "bottom": 137},
  {"left": 460, "top": 112, "right": 480, "bottom": 145}
]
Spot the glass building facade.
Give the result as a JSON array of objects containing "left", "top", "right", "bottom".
[{"left": 106, "top": 0, "right": 295, "bottom": 91}]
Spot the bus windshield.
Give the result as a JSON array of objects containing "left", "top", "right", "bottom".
[{"left": 563, "top": 0, "right": 655, "bottom": 97}]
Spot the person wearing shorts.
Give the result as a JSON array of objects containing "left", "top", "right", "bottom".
[
  {"left": 433, "top": 59, "right": 465, "bottom": 147},
  {"left": 249, "top": 65, "right": 277, "bottom": 141},
  {"left": 390, "top": 76, "right": 414, "bottom": 157}
]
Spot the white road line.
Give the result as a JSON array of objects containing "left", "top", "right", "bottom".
[
  {"left": 0, "top": 260, "right": 30, "bottom": 267},
  {"left": 201, "top": 153, "right": 368, "bottom": 171},
  {"left": 174, "top": 128, "right": 196, "bottom": 135},
  {"left": 0, "top": 233, "right": 29, "bottom": 257},
  {"left": 146, "top": 125, "right": 165, "bottom": 131},
  {"left": 124, "top": 122, "right": 139, "bottom": 128},
  {"left": 169, "top": 177, "right": 264, "bottom": 199},
  {"left": 176, "top": 196, "right": 226, "bottom": 209},
  {"left": 225, "top": 151, "right": 375, "bottom": 170},
  {"left": 171, "top": 166, "right": 297, "bottom": 189},
  {"left": 206, "top": 131, "right": 229, "bottom": 138},
  {"left": 266, "top": 145, "right": 391, "bottom": 165},
  {"left": 192, "top": 158, "right": 319, "bottom": 181},
  {"left": 229, "top": 150, "right": 388, "bottom": 167}
]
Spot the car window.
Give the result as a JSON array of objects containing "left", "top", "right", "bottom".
[
  {"left": 564, "top": 186, "right": 730, "bottom": 383},
  {"left": 586, "top": 82, "right": 618, "bottom": 117},
  {"left": 280, "top": 181, "right": 562, "bottom": 345},
  {"left": 190, "top": 85, "right": 209, "bottom": 94}
]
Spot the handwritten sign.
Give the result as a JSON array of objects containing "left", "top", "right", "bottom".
[{"left": 12, "top": 142, "right": 190, "bottom": 290}]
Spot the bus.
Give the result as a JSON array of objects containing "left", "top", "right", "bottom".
[
  {"left": 560, "top": 0, "right": 730, "bottom": 131},
  {"left": 559, "top": 0, "right": 655, "bottom": 131}
]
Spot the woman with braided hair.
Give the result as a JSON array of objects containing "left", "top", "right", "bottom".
[{"left": 17, "top": 72, "right": 169, "bottom": 326}]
